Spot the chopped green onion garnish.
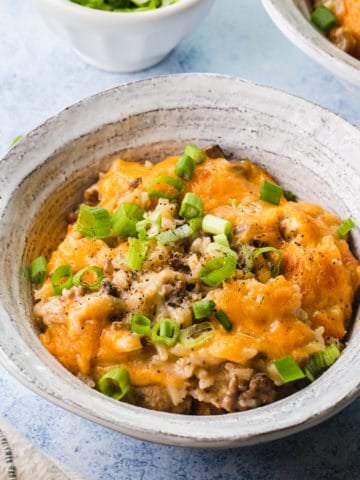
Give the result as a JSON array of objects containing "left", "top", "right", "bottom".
[
  {"left": 311, "top": 5, "right": 338, "bottom": 32},
  {"left": 126, "top": 238, "right": 148, "bottom": 271},
  {"left": 337, "top": 218, "right": 355, "bottom": 238},
  {"left": 131, "top": 314, "right": 151, "bottom": 335},
  {"left": 273, "top": 356, "right": 306, "bottom": 383},
  {"left": 112, "top": 202, "right": 144, "bottom": 237},
  {"left": 179, "top": 321, "right": 214, "bottom": 348},
  {"left": 157, "top": 224, "right": 193, "bottom": 245},
  {"left": 76, "top": 204, "right": 112, "bottom": 239},
  {"left": 51, "top": 264, "right": 73, "bottom": 296},
  {"left": 284, "top": 190, "right": 296, "bottom": 201},
  {"left": 30, "top": 256, "right": 47, "bottom": 284},
  {"left": 215, "top": 309, "right": 232, "bottom": 331},
  {"left": 179, "top": 192, "right": 204, "bottom": 220},
  {"left": 241, "top": 245, "right": 255, "bottom": 272},
  {"left": 260, "top": 179, "right": 283, "bottom": 205},
  {"left": 9, "top": 135, "right": 23, "bottom": 148},
  {"left": 189, "top": 217, "right": 203, "bottom": 232},
  {"left": 207, "top": 242, "right": 238, "bottom": 259},
  {"left": 200, "top": 255, "right": 237, "bottom": 287},
  {"left": 202, "top": 214, "right": 232, "bottom": 236},
  {"left": 147, "top": 175, "right": 185, "bottom": 200},
  {"left": 136, "top": 214, "right": 162, "bottom": 240},
  {"left": 175, "top": 155, "right": 195, "bottom": 181},
  {"left": 72, "top": 266, "right": 103, "bottom": 290},
  {"left": 229, "top": 198, "right": 238, "bottom": 207},
  {"left": 253, "top": 246, "right": 283, "bottom": 277},
  {"left": 151, "top": 318, "right": 180, "bottom": 347},
  {"left": 98, "top": 367, "right": 130, "bottom": 401},
  {"left": 213, "top": 234, "right": 230, "bottom": 247},
  {"left": 192, "top": 300, "right": 216, "bottom": 319},
  {"left": 304, "top": 344, "right": 340, "bottom": 382},
  {"left": 184, "top": 144, "right": 206, "bottom": 164}
]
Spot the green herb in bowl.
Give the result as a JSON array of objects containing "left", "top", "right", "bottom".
[{"left": 70, "top": 0, "right": 179, "bottom": 12}]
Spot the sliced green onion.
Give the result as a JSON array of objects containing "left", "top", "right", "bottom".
[
  {"left": 51, "top": 264, "right": 73, "bottom": 295},
  {"left": 175, "top": 155, "right": 195, "bottom": 181},
  {"left": 131, "top": 314, "right": 151, "bottom": 335},
  {"left": 157, "top": 224, "right": 193, "bottom": 245},
  {"left": 311, "top": 5, "right": 338, "bottom": 32},
  {"left": 136, "top": 214, "right": 162, "bottom": 240},
  {"left": 151, "top": 318, "right": 180, "bottom": 347},
  {"left": 253, "top": 246, "right": 283, "bottom": 277},
  {"left": 184, "top": 144, "right": 206, "bottom": 164},
  {"left": 260, "top": 180, "right": 283, "bottom": 205},
  {"left": 337, "top": 218, "right": 355, "bottom": 238},
  {"left": 305, "top": 344, "right": 341, "bottom": 382},
  {"left": 73, "top": 266, "right": 103, "bottom": 290},
  {"left": 189, "top": 217, "right": 203, "bottom": 232},
  {"left": 179, "top": 321, "right": 214, "bottom": 348},
  {"left": 126, "top": 238, "right": 148, "bottom": 271},
  {"left": 112, "top": 202, "right": 144, "bottom": 237},
  {"left": 179, "top": 192, "right": 204, "bottom": 220},
  {"left": 273, "top": 356, "right": 306, "bottom": 383},
  {"left": 202, "top": 214, "right": 232, "bottom": 236},
  {"left": 215, "top": 309, "right": 232, "bottom": 331},
  {"left": 229, "top": 198, "right": 238, "bottom": 207},
  {"left": 30, "top": 256, "right": 47, "bottom": 284},
  {"left": 98, "top": 367, "right": 130, "bottom": 401},
  {"left": 241, "top": 245, "right": 255, "bottom": 272},
  {"left": 214, "top": 234, "right": 230, "bottom": 247},
  {"left": 284, "top": 190, "right": 296, "bottom": 201},
  {"left": 76, "top": 204, "right": 112, "bottom": 239},
  {"left": 207, "top": 242, "right": 238, "bottom": 259},
  {"left": 200, "top": 255, "right": 237, "bottom": 287},
  {"left": 193, "top": 300, "right": 216, "bottom": 319},
  {"left": 147, "top": 175, "right": 185, "bottom": 200},
  {"left": 9, "top": 135, "right": 23, "bottom": 148}
]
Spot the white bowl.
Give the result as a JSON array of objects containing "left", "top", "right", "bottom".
[
  {"left": 32, "top": 0, "right": 215, "bottom": 72},
  {"left": 0, "top": 74, "right": 359, "bottom": 448},
  {"left": 262, "top": 0, "right": 360, "bottom": 89}
]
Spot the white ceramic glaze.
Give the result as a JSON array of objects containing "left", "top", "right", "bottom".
[
  {"left": 0, "top": 74, "right": 359, "bottom": 448},
  {"left": 262, "top": 0, "right": 360, "bottom": 89},
  {"left": 32, "top": 0, "right": 214, "bottom": 72}
]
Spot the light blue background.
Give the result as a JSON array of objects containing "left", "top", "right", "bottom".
[{"left": 0, "top": 1, "right": 359, "bottom": 479}]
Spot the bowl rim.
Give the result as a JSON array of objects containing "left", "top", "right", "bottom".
[
  {"left": 41, "top": 0, "right": 206, "bottom": 21},
  {"left": 262, "top": 0, "right": 360, "bottom": 88},
  {"left": 1, "top": 73, "right": 360, "bottom": 447}
]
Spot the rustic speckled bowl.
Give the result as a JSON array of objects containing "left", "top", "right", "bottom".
[
  {"left": 0, "top": 74, "right": 359, "bottom": 448},
  {"left": 262, "top": 0, "right": 360, "bottom": 89}
]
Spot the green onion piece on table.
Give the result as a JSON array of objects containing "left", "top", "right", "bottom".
[
  {"left": 112, "top": 202, "right": 145, "bottom": 237},
  {"left": 192, "top": 300, "right": 216, "bottom": 319},
  {"left": 147, "top": 175, "right": 185, "bottom": 200},
  {"left": 9, "top": 135, "right": 23, "bottom": 148},
  {"left": 311, "top": 5, "right": 338, "bottom": 32},
  {"left": 51, "top": 264, "right": 73, "bottom": 296},
  {"left": 202, "top": 214, "right": 232, "bottom": 236},
  {"left": 131, "top": 314, "right": 151, "bottom": 335},
  {"left": 260, "top": 180, "right": 283, "bottom": 205},
  {"left": 126, "top": 238, "right": 148, "bottom": 271},
  {"left": 200, "top": 255, "right": 237, "bottom": 287},
  {"left": 157, "top": 224, "right": 193, "bottom": 245},
  {"left": 179, "top": 321, "right": 214, "bottom": 348},
  {"left": 72, "top": 266, "right": 103, "bottom": 290},
  {"left": 151, "top": 318, "right": 180, "bottom": 347},
  {"left": 76, "top": 204, "right": 112, "bottom": 239},
  {"left": 175, "top": 155, "right": 195, "bottom": 181},
  {"left": 337, "top": 218, "right": 356, "bottom": 238},
  {"left": 30, "top": 256, "right": 47, "bottom": 284},
  {"left": 215, "top": 309, "right": 232, "bottom": 331},
  {"left": 273, "top": 356, "right": 306, "bottom": 383},
  {"left": 253, "top": 246, "right": 283, "bottom": 277},
  {"left": 179, "top": 192, "right": 204, "bottom": 220},
  {"left": 184, "top": 144, "right": 206, "bottom": 164},
  {"left": 98, "top": 367, "right": 131, "bottom": 400}
]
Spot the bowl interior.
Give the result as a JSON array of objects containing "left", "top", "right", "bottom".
[{"left": 0, "top": 75, "right": 359, "bottom": 447}]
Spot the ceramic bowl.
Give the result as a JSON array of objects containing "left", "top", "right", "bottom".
[
  {"left": 31, "top": 0, "right": 214, "bottom": 72},
  {"left": 0, "top": 74, "right": 359, "bottom": 448},
  {"left": 262, "top": 0, "right": 360, "bottom": 89}
]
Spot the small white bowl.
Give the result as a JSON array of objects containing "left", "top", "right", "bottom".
[
  {"left": 262, "top": 0, "right": 360, "bottom": 89},
  {"left": 0, "top": 74, "right": 360, "bottom": 447},
  {"left": 32, "top": 0, "right": 215, "bottom": 72}
]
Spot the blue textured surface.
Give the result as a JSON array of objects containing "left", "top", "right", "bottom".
[{"left": 0, "top": 1, "right": 360, "bottom": 479}]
